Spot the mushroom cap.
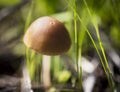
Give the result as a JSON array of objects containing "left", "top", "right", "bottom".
[{"left": 23, "top": 16, "right": 71, "bottom": 55}]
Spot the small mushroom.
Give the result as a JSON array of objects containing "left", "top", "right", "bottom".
[
  {"left": 23, "top": 16, "right": 71, "bottom": 89},
  {"left": 23, "top": 16, "right": 71, "bottom": 55}
]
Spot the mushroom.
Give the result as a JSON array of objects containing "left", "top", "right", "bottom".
[
  {"left": 23, "top": 16, "right": 71, "bottom": 89},
  {"left": 23, "top": 16, "right": 71, "bottom": 55}
]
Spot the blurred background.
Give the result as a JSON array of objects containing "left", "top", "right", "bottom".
[{"left": 0, "top": 0, "right": 120, "bottom": 92}]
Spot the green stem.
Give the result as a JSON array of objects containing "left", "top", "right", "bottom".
[
  {"left": 79, "top": 47, "right": 82, "bottom": 90},
  {"left": 66, "top": 0, "right": 114, "bottom": 91},
  {"left": 72, "top": 0, "right": 82, "bottom": 90},
  {"left": 100, "top": 42, "right": 115, "bottom": 91},
  {"left": 24, "top": 0, "right": 34, "bottom": 33},
  {"left": 82, "top": 0, "right": 115, "bottom": 90}
]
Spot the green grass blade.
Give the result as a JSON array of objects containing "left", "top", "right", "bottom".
[
  {"left": 66, "top": 0, "right": 83, "bottom": 90},
  {"left": 66, "top": 0, "right": 115, "bottom": 91},
  {"left": 82, "top": 0, "right": 115, "bottom": 91}
]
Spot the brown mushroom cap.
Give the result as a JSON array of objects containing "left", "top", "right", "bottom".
[{"left": 23, "top": 16, "right": 71, "bottom": 55}]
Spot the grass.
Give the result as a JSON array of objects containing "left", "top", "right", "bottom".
[
  {"left": 83, "top": 0, "right": 115, "bottom": 91},
  {"left": 24, "top": 0, "right": 42, "bottom": 81},
  {"left": 66, "top": 0, "right": 115, "bottom": 91},
  {"left": 73, "top": 0, "right": 83, "bottom": 91}
]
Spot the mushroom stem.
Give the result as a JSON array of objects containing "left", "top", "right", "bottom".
[{"left": 42, "top": 55, "right": 51, "bottom": 88}]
